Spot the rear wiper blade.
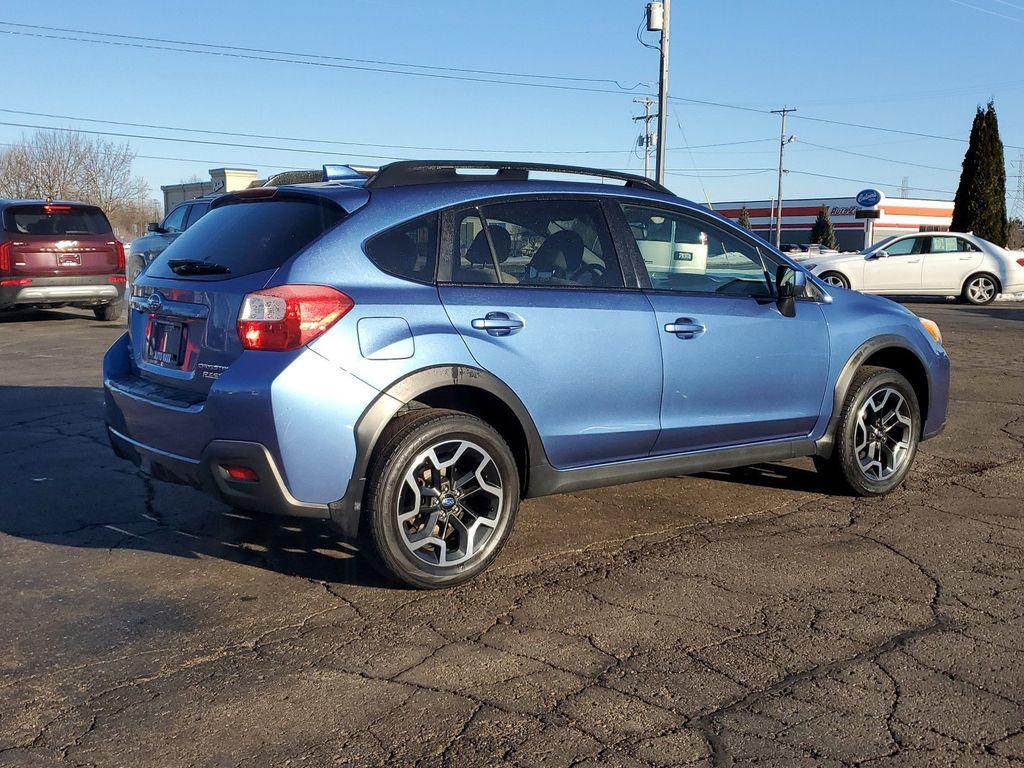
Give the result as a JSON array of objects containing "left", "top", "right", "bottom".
[{"left": 167, "top": 259, "right": 231, "bottom": 275}]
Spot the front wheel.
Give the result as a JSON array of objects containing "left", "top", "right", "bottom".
[
  {"left": 961, "top": 273, "right": 999, "bottom": 305},
  {"left": 360, "top": 409, "right": 520, "bottom": 589},
  {"left": 819, "top": 272, "right": 850, "bottom": 289},
  {"left": 816, "top": 366, "right": 920, "bottom": 496}
]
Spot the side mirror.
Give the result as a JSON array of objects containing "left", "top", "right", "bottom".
[
  {"left": 870, "top": 249, "right": 888, "bottom": 259},
  {"left": 776, "top": 267, "right": 807, "bottom": 318},
  {"left": 146, "top": 222, "right": 162, "bottom": 233}
]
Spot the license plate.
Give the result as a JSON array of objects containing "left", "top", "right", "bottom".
[
  {"left": 674, "top": 251, "right": 694, "bottom": 262},
  {"left": 145, "top": 320, "right": 186, "bottom": 367},
  {"left": 57, "top": 254, "right": 82, "bottom": 267}
]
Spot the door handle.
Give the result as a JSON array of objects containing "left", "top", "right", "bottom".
[
  {"left": 908, "top": 259, "right": 921, "bottom": 263},
  {"left": 959, "top": 256, "right": 973, "bottom": 260},
  {"left": 471, "top": 311, "right": 524, "bottom": 337},
  {"left": 664, "top": 318, "right": 706, "bottom": 338}
]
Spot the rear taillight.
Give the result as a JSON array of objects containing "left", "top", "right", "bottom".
[
  {"left": 114, "top": 241, "right": 126, "bottom": 272},
  {"left": 0, "top": 242, "right": 10, "bottom": 273},
  {"left": 0, "top": 278, "right": 31, "bottom": 287},
  {"left": 1017, "top": 258, "right": 1024, "bottom": 268},
  {"left": 237, "top": 285, "right": 353, "bottom": 351}
]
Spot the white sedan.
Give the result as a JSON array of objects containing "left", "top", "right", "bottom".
[{"left": 804, "top": 232, "right": 1024, "bottom": 305}]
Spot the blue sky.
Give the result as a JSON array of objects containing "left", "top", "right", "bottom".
[{"left": 1, "top": 0, "right": 1022, "bottom": 205}]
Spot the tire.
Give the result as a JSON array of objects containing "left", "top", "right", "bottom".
[
  {"left": 360, "top": 408, "right": 520, "bottom": 589},
  {"left": 819, "top": 272, "right": 850, "bottom": 289},
  {"left": 815, "top": 366, "right": 920, "bottom": 496},
  {"left": 93, "top": 301, "right": 123, "bottom": 322},
  {"left": 961, "top": 273, "right": 1000, "bottom": 305}
]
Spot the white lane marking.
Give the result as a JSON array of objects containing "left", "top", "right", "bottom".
[{"left": 104, "top": 525, "right": 146, "bottom": 539}]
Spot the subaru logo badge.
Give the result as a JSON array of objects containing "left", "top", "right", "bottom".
[
  {"left": 440, "top": 494, "right": 457, "bottom": 510},
  {"left": 146, "top": 292, "right": 164, "bottom": 312},
  {"left": 856, "top": 189, "right": 883, "bottom": 208}
]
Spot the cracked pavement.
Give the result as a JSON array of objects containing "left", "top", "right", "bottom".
[{"left": 0, "top": 302, "right": 1021, "bottom": 767}]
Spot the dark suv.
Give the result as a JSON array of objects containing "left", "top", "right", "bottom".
[
  {"left": 127, "top": 197, "right": 213, "bottom": 287},
  {"left": 0, "top": 200, "right": 125, "bottom": 320}
]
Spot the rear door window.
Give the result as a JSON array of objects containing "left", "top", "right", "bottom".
[
  {"left": 3, "top": 204, "right": 112, "bottom": 235},
  {"left": 448, "top": 199, "right": 624, "bottom": 288},
  {"left": 146, "top": 197, "right": 345, "bottom": 281}
]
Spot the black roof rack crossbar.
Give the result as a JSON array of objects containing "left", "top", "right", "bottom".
[{"left": 363, "top": 160, "right": 672, "bottom": 194}]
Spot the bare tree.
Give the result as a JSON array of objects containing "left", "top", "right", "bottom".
[{"left": 0, "top": 130, "right": 156, "bottom": 240}]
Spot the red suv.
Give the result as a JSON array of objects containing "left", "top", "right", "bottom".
[{"left": 0, "top": 200, "right": 126, "bottom": 320}]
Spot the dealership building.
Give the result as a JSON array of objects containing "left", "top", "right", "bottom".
[{"left": 712, "top": 191, "right": 954, "bottom": 251}]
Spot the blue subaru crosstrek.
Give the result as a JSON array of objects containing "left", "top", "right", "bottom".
[{"left": 104, "top": 161, "right": 949, "bottom": 588}]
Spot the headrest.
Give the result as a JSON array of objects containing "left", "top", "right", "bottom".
[
  {"left": 531, "top": 230, "right": 584, "bottom": 273},
  {"left": 466, "top": 225, "right": 512, "bottom": 265}
]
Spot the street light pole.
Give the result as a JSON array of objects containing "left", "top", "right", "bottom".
[
  {"left": 655, "top": 0, "right": 670, "bottom": 186},
  {"left": 772, "top": 106, "right": 796, "bottom": 250}
]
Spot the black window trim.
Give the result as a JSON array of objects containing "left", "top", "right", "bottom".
[
  {"left": 610, "top": 197, "right": 781, "bottom": 302},
  {"left": 437, "top": 193, "right": 636, "bottom": 291},
  {"left": 361, "top": 210, "right": 443, "bottom": 286}
]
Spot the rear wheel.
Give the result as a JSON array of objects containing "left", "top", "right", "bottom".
[
  {"left": 819, "top": 272, "right": 850, "bottom": 289},
  {"left": 961, "top": 273, "right": 999, "bottom": 305},
  {"left": 360, "top": 409, "right": 520, "bottom": 589},
  {"left": 816, "top": 366, "right": 920, "bottom": 496},
  {"left": 93, "top": 301, "right": 123, "bottom": 322}
]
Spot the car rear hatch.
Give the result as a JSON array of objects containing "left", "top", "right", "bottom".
[
  {"left": 126, "top": 189, "right": 348, "bottom": 400},
  {"left": 1, "top": 203, "right": 122, "bottom": 277}
]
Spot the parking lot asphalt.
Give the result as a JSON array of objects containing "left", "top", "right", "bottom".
[{"left": 0, "top": 301, "right": 1021, "bottom": 768}]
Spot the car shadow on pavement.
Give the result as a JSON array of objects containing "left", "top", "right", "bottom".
[
  {"left": 695, "top": 461, "right": 839, "bottom": 494},
  {"left": 0, "top": 385, "right": 398, "bottom": 590},
  {"left": 0, "top": 308, "right": 96, "bottom": 323}
]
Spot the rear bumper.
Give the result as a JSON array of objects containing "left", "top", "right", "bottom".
[
  {"left": 0, "top": 275, "right": 124, "bottom": 307},
  {"left": 103, "top": 332, "right": 384, "bottom": 529},
  {"left": 107, "top": 427, "right": 330, "bottom": 518}
]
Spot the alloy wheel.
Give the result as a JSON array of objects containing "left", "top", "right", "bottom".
[
  {"left": 967, "top": 276, "right": 996, "bottom": 303},
  {"left": 396, "top": 439, "right": 504, "bottom": 567},
  {"left": 855, "top": 387, "right": 914, "bottom": 482},
  {"left": 822, "top": 274, "right": 847, "bottom": 288}
]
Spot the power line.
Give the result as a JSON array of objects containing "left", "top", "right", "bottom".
[
  {"left": 788, "top": 169, "right": 955, "bottom": 195},
  {"left": 796, "top": 140, "right": 961, "bottom": 172},
  {"left": 793, "top": 112, "right": 1024, "bottom": 150},
  {"left": 0, "top": 107, "right": 773, "bottom": 156},
  {"left": 0, "top": 20, "right": 650, "bottom": 91},
  {"left": 0, "top": 21, "right": 773, "bottom": 115}
]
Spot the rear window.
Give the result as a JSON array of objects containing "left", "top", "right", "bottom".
[
  {"left": 145, "top": 197, "right": 345, "bottom": 281},
  {"left": 3, "top": 204, "right": 112, "bottom": 236}
]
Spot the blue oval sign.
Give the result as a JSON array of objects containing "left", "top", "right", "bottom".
[{"left": 856, "top": 189, "right": 883, "bottom": 207}]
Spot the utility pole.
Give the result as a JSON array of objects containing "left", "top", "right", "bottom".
[
  {"left": 633, "top": 97, "right": 657, "bottom": 179},
  {"left": 771, "top": 106, "right": 796, "bottom": 249},
  {"left": 1012, "top": 152, "right": 1024, "bottom": 221},
  {"left": 646, "top": 1, "right": 670, "bottom": 186},
  {"left": 900, "top": 176, "right": 910, "bottom": 198}
]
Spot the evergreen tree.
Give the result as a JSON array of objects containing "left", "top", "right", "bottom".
[
  {"left": 737, "top": 205, "right": 752, "bottom": 230},
  {"left": 809, "top": 204, "right": 839, "bottom": 250},
  {"left": 952, "top": 101, "right": 1008, "bottom": 245}
]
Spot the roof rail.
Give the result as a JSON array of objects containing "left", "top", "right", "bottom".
[{"left": 363, "top": 160, "right": 672, "bottom": 194}]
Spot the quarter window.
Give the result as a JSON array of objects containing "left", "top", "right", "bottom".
[
  {"left": 364, "top": 213, "right": 439, "bottom": 283},
  {"left": 450, "top": 200, "right": 624, "bottom": 288},
  {"left": 621, "top": 204, "right": 771, "bottom": 297}
]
